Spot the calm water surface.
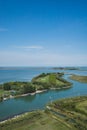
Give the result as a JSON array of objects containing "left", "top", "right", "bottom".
[{"left": 0, "top": 67, "right": 87, "bottom": 121}]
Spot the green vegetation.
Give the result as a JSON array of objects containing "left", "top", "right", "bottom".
[
  {"left": 75, "top": 100, "right": 87, "bottom": 115},
  {"left": 0, "top": 72, "right": 72, "bottom": 101},
  {"left": 49, "top": 74, "right": 56, "bottom": 85},
  {"left": 0, "top": 82, "right": 36, "bottom": 101},
  {"left": 48, "top": 96, "right": 87, "bottom": 130},
  {"left": 0, "top": 110, "right": 76, "bottom": 130},
  {"left": 0, "top": 95, "right": 3, "bottom": 102},
  {"left": 0, "top": 88, "right": 10, "bottom": 101},
  {"left": 32, "top": 72, "right": 72, "bottom": 90},
  {"left": 53, "top": 67, "right": 79, "bottom": 70},
  {"left": 70, "top": 74, "right": 87, "bottom": 83},
  {"left": 0, "top": 95, "right": 87, "bottom": 130}
]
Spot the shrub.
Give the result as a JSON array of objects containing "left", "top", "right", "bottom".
[{"left": 3, "top": 83, "right": 11, "bottom": 90}]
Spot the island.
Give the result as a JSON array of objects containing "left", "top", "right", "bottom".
[
  {"left": 69, "top": 74, "right": 87, "bottom": 83},
  {"left": 52, "top": 67, "right": 80, "bottom": 70},
  {"left": 0, "top": 72, "right": 72, "bottom": 102}
]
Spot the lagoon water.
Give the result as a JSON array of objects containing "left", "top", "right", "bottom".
[{"left": 0, "top": 67, "right": 87, "bottom": 121}]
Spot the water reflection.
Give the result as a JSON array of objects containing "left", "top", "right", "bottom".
[{"left": 15, "top": 94, "right": 36, "bottom": 102}]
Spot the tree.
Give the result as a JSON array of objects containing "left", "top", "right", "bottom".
[
  {"left": 3, "top": 83, "right": 11, "bottom": 90},
  {"left": 0, "top": 96, "right": 3, "bottom": 102},
  {"left": 22, "top": 83, "right": 36, "bottom": 94}
]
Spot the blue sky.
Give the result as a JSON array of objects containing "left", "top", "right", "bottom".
[{"left": 0, "top": 0, "right": 87, "bottom": 66}]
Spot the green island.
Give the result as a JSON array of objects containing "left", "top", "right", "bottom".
[
  {"left": 53, "top": 67, "right": 80, "bottom": 70},
  {"left": 69, "top": 74, "right": 87, "bottom": 83},
  {"left": 0, "top": 96, "right": 87, "bottom": 130},
  {"left": 0, "top": 72, "right": 72, "bottom": 102}
]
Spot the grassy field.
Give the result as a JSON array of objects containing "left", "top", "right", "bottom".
[
  {"left": 36, "top": 75, "right": 49, "bottom": 83},
  {"left": 32, "top": 73, "right": 72, "bottom": 89},
  {"left": 0, "top": 89, "right": 4, "bottom": 96},
  {"left": 76, "top": 100, "right": 87, "bottom": 115},
  {"left": 0, "top": 110, "right": 76, "bottom": 130},
  {"left": 0, "top": 90, "right": 10, "bottom": 96},
  {"left": 69, "top": 74, "right": 87, "bottom": 83},
  {"left": 35, "top": 75, "right": 65, "bottom": 86},
  {"left": 48, "top": 96, "right": 87, "bottom": 130},
  {"left": 1, "top": 96, "right": 87, "bottom": 130}
]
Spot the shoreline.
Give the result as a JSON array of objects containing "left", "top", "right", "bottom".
[
  {"left": 50, "top": 86, "right": 71, "bottom": 90},
  {"left": 3, "top": 86, "right": 71, "bottom": 101},
  {"left": 0, "top": 110, "right": 37, "bottom": 124},
  {"left": 21, "top": 89, "right": 47, "bottom": 96},
  {"left": 3, "top": 89, "right": 48, "bottom": 101}
]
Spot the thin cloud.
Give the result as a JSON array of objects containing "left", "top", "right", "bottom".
[
  {"left": 0, "top": 28, "right": 8, "bottom": 32},
  {"left": 15, "top": 45, "right": 44, "bottom": 50}
]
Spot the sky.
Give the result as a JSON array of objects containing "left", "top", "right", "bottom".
[{"left": 0, "top": 0, "right": 87, "bottom": 66}]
